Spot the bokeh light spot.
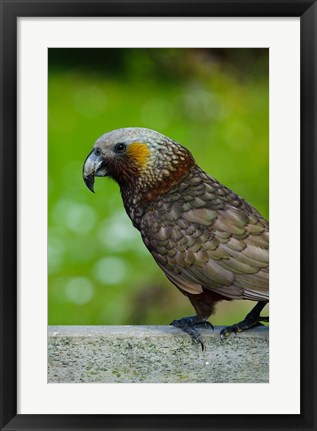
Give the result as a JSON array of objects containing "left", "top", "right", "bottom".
[
  {"left": 93, "top": 256, "right": 127, "bottom": 285},
  {"left": 53, "top": 199, "right": 96, "bottom": 234},
  {"left": 48, "top": 237, "right": 65, "bottom": 274},
  {"left": 182, "top": 85, "right": 217, "bottom": 122},
  {"left": 98, "top": 210, "right": 145, "bottom": 253},
  {"left": 65, "top": 277, "right": 94, "bottom": 304}
]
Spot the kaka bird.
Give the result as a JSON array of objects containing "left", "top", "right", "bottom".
[{"left": 83, "top": 128, "right": 269, "bottom": 349}]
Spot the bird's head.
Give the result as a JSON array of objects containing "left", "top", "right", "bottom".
[{"left": 83, "top": 127, "right": 195, "bottom": 200}]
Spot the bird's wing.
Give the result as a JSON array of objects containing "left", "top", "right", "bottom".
[{"left": 141, "top": 201, "right": 269, "bottom": 302}]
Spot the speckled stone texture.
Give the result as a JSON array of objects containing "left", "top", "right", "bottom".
[{"left": 48, "top": 326, "right": 269, "bottom": 383}]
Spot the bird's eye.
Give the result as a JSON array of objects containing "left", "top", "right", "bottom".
[
  {"left": 94, "top": 147, "right": 102, "bottom": 156},
  {"left": 114, "top": 142, "right": 126, "bottom": 153}
]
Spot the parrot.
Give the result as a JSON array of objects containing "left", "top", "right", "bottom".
[{"left": 83, "top": 127, "right": 269, "bottom": 349}]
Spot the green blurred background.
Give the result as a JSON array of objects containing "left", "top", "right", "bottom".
[{"left": 48, "top": 48, "right": 269, "bottom": 326}]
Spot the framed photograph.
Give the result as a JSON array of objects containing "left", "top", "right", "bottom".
[{"left": 1, "top": 1, "right": 316, "bottom": 430}]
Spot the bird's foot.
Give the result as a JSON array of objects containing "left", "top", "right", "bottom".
[
  {"left": 171, "top": 316, "right": 214, "bottom": 351},
  {"left": 220, "top": 315, "right": 269, "bottom": 339},
  {"left": 220, "top": 301, "right": 269, "bottom": 339},
  {"left": 220, "top": 319, "right": 262, "bottom": 339}
]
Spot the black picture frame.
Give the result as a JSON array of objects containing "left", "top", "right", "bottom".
[{"left": 1, "top": 1, "right": 316, "bottom": 430}]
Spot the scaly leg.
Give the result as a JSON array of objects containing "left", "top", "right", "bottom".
[{"left": 220, "top": 301, "right": 269, "bottom": 339}]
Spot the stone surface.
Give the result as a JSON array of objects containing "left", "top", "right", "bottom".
[{"left": 48, "top": 325, "right": 269, "bottom": 383}]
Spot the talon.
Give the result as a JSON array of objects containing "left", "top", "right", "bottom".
[
  {"left": 220, "top": 328, "right": 229, "bottom": 339},
  {"left": 220, "top": 301, "right": 269, "bottom": 339},
  {"left": 171, "top": 315, "right": 213, "bottom": 349},
  {"left": 194, "top": 334, "right": 205, "bottom": 351}
]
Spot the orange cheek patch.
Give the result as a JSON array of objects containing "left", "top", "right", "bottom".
[{"left": 127, "top": 142, "right": 150, "bottom": 169}]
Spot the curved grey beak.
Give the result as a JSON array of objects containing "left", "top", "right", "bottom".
[{"left": 83, "top": 150, "right": 102, "bottom": 193}]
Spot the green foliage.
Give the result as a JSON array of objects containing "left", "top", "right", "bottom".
[{"left": 48, "top": 48, "right": 269, "bottom": 326}]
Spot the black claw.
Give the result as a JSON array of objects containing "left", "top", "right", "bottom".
[
  {"left": 220, "top": 301, "right": 269, "bottom": 339},
  {"left": 171, "top": 316, "right": 213, "bottom": 350},
  {"left": 220, "top": 326, "right": 240, "bottom": 339},
  {"left": 220, "top": 328, "right": 230, "bottom": 339}
]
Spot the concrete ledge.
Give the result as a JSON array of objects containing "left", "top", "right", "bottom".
[{"left": 48, "top": 325, "right": 269, "bottom": 383}]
